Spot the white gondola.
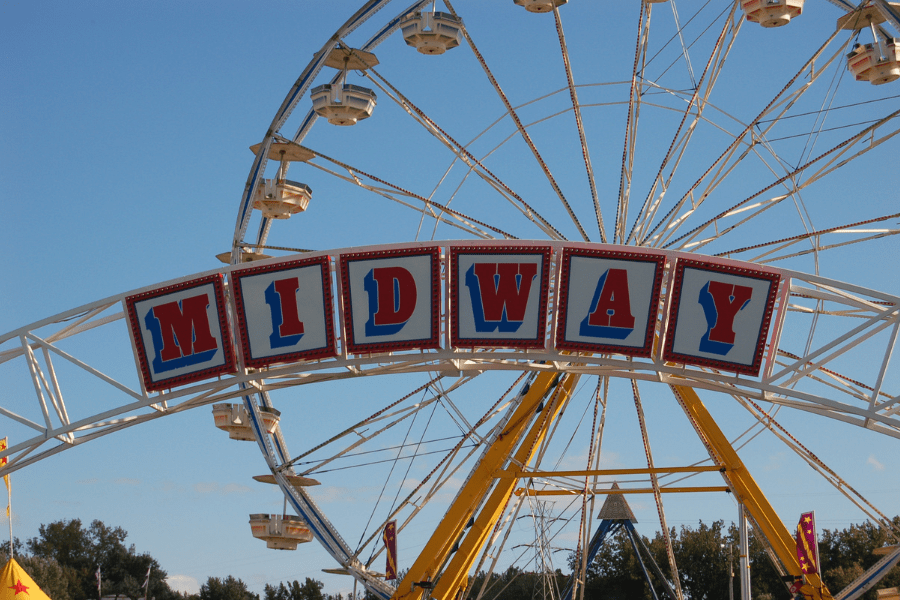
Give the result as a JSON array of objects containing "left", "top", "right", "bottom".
[
  {"left": 212, "top": 404, "right": 280, "bottom": 440},
  {"left": 248, "top": 514, "right": 313, "bottom": 550},
  {"left": 252, "top": 179, "right": 312, "bottom": 219},
  {"left": 400, "top": 11, "right": 462, "bottom": 55},
  {"left": 740, "top": 0, "right": 804, "bottom": 28},
  {"left": 310, "top": 83, "right": 377, "bottom": 126},
  {"left": 847, "top": 40, "right": 900, "bottom": 85},
  {"left": 513, "top": 0, "right": 566, "bottom": 14}
]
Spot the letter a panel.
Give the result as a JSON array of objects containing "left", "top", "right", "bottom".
[
  {"left": 663, "top": 258, "right": 781, "bottom": 376},
  {"left": 339, "top": 247, "right": 441, "bottom": 354},
  {"left": 556, "top": 247, "right": 665, "bottom": 357},
  {"left": 125, "top": 274, "right": 236, "bottom": 392},
  {"left": 450, "top": 245, "right": 551, "bottom": 349},
  {"left": 230, "top": 255, "right": 337, "bottom": 368}
]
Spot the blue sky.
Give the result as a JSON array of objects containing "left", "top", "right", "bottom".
[{"left": 2, "top": 1, "right": 899, "bottom": 597}]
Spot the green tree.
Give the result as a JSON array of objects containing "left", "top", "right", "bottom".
[
  {"left": 818, "top": 517, "right": 900, "bottom": 600},
  {"left": 199, "top": 576, "right": 258, "bottom": 600},
  {"left": 26, "top": 519, "right": 176, "bottom": 600}
]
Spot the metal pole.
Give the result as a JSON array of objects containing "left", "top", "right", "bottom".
[
  {"left": 729, "top": 543, "right": 734, "bottom": 600},
  {"left": 739, "top": 504, "right": 751, "bottom": 600}
]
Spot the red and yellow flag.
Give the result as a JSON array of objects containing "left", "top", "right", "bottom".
[
  {"left": 796, "top": 511, "right": 819, "bottom": 575},
  {"left": 0, "top": 438, "right": 9, "bottom": 518},
  {"left": 383, "top": 520, "right": 398, "bottom": 580},
  {"left": 0, "top": 558, "right": 52, "bottom": 600}
]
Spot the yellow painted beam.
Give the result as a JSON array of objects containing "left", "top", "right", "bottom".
[
  {"left": 516, "top": 486, "right": 730, "bottom": 496},
  {"left": 670, "top": 384, "right": 833, "bottom": 600},
  {"left": 497, "top": 465, "right": 725, "bottom": 478},
  {"left": 391, "top": 371, "right": 561, "bottom": 600},
  {"left": 429, "top": 374, "right": 578, "bottom": 600}
]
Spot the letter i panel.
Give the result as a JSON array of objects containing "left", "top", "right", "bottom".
[
  {"left": 556, "top": 247, "right": 666, "bottom": 356},
  {"left": 230, "top": 255, "right": 337, "bottom": 368},
  {"left": 450, "top": 245, "right": 551, "bottom": 349},
  {"left": 339, "top": 247, "right": 441, "bottom": 354},
  {"left": 663, "top": 258, "right": 781, "bottom": 376},
  {"left": 125, "top": 274, "right": 236, "bottom": 392}
]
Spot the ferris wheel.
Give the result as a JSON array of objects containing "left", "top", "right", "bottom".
[{"left": 2, "top": 2, "right": 900, "bottom": 600}]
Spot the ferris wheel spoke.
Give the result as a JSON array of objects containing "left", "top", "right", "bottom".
[
  {"left": 553, "top": 6, "right": 607, "bottom": 242},
  {"left": 665, "top": 111, "right": 900, "bottom": 252},
  {"left": 714, "top": 212, "right": 900, "bottom": 263},
  {"left": 627, "top": 4, "right": 742, "bottom": 247},
  {"left": 300, "top": 143, "right": 516, "bottom": 239},
  {"left": 358, "top": 69, "right": 565, "bottom": 240},
  {"left": 445, "top": 0, "right": 589, "bottom": 242},
  {"left": 615, "top": 2, "right": 647, "bottom": 246},
  {"left": 633, "top": 380, "right": 684, "bottom": 600},
  {"left": 639, "top": 28, "right": 846, "bottom": 248}
]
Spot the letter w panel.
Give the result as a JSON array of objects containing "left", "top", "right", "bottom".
[
  {"left": 663, "top": 258, "right": 781, "bottom": 376},
  {"left": 125, "top": 274, "right": 236, "bottom": 392},
  {"left": 340, "top": 247, "right": 441, "bottom": 354},
  {"left": 450, "top": 245, "right": 551, "bottom": 349}
]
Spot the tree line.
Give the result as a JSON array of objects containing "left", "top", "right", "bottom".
[{"left": 5, "top": 517, "right": 899, "bottom": 600}]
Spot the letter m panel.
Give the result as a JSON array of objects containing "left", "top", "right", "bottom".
[
  {"left": 125, "top": 274, "right": 236, "bottom": 392},
  {"left": 662, "top": 259, "right": 781, "bottom": 376}
]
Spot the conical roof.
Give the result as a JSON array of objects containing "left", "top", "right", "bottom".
[
  {"left": 0, "top": 558, "right": 52, "bottom": 600},
  {"left": 597, "top": 482, "right": 638, "bottom": 522}
]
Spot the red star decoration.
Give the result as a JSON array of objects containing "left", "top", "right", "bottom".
[{"left": 9, "top": 579, "right": 29, "bottom": 595}]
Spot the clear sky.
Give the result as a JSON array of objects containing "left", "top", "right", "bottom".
[{"left": 2, "top": 1, "right": 899, "bottom": 598}]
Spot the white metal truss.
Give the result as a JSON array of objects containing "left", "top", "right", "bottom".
[{"left": 2, "top": 242, "right": 897, "bottom": 479}]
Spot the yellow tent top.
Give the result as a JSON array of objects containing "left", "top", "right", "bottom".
[{"left": 0, "top": 558, "right": 52, "bottom": 600}]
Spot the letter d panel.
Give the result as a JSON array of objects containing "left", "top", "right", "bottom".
[
  {"left": 125, "top": 274, "right": 236, "bottom": 392},
  {"left": 556, "top": 247, "right": 665, "bottom": 357},
  {"left": 450, "top": 245, "right": 551, "bottom": 349},
  {"left": 230, "top": 255, "right": 337, "bottom": 368},
  {"left": 340, "top": 247, "right": 441, "bottom": 354},
  {"left": 663, "top": 259, "right": 781, "bottom": 376}
]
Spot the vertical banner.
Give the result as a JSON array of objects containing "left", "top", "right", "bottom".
[
  {"left": 663, "top": 259, "right": 780, "bottom": 376},
  {"left": 340, "top": 247, "right": 441, "bottom": 354},
  {"left": 556, "top": 247, "right": 665, "bottom": 356},
  {"left": 384, "top": 520, "right": 398, "bottom": 580},
  {"left": 231, "top": 256, "right": 336, "bottom": 368},
  {"left": 796, "top": 511, "right": 819, "bottom": 575},
  {"left": 125, "top": 275, "right": 236, "bottom": 392},
  {"left": 0, "top": 437, "right": 8, "bottom": 518},
  {"left": 450, "top": 245, "right": 551, "bottom": 349}
]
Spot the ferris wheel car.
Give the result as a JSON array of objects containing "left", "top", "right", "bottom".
[
  {"left": 847, "top": 40, "right": 900, "bottom": 85},
  {"left": 310, "top": 83, "right": 377, "bottom": 126},
  {"left": 741, "top": 0, "right": 804, "bottom": 27},
  {"left": 212, "top": 404, "right": 280, "bottom": 440},
  {"left": 248, "top": 514, "right": 313, "bottom": 550},
  {"left": 252, "top": 179, "right": 312, "bottom": 219},
  {"left": 513, "top": 0, "right": 566, "bottom": 14},
  {"left": 399, "top": 11, "right": 462, "bottom": 55}
]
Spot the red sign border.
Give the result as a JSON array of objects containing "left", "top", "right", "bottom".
[
  {"left": 339, "top": 246, "right": 442, "bottom": 354},
  {"left": 662, "top": 258, "right": 781, "bottom": 376},
  {"left": 230, "top": 255, "right": 337, "bottom": 368},
  {"left": 449, "top": 245, "right": 552, "bottom": 349},
  {"left": 555, "top": 247, "right": 666, "bottom": 357},
  {"left": 125, "top": 274, "right": 236, "bottom": 392}
]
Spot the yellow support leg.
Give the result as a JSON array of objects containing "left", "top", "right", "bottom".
[
  {"left": 670, "top": 384, "right": 833, "bottom": 600},
  {"left": 430, "top": 374, "right": 577, "bottom": 600},
  {"left": 392, "top": 371, "right": 564, "bottom": 600}
]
